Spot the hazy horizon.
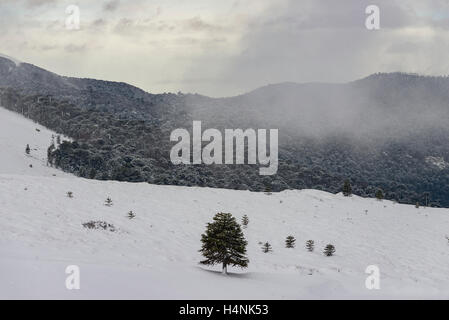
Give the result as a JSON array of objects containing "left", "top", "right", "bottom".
[{"left": 1, "top": 0, "right": 449, "bottom": 97}]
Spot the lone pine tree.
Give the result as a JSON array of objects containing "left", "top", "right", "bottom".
[
  {"left": 306, "top": 240, "right": 315, "bottom": 252},
  {"left": 285, "top": 236, "right": 296, "bottom": 248},
  {"left": 343, "top": 180, "right": 352, "bottom": 197},
  {"left": 262, "top": 242, "right": 272, "bottom": 253},
  {"left": 199, "top": 212, "right": 249, "bottom": 275}
]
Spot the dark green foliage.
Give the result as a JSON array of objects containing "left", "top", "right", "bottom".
[
  {"left": 376, "top": 189, "right": 384, "bottom": 200},
  {"left": 199, "top": 212, "right": 249, "bottom": 274},
  {"left": 25, "top": 144, "right": 30, "bottom": 155},
  {"left": 285, "top": 236, "right": 296, "bottom": 248},
  {"left": 323, "top": 244, "right": 336, "bottom": 257},
  {"left": 343, "top": 180, "right": 352, "bottom": 197},
  {"left": 306, "top": 240, "right": 314, "bottom": 252},
  {"left": 242, "top": 215, "right": 249, "bottom": 228},
  {"left": 262, "top": 242, "right": 272, "bottom": 253}
]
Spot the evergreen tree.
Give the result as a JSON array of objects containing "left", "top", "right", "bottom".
[
  {"left": 105, "top": 197, "right": 113, "bottom": 206},
  {"left": 342, "top": 179, "right": 352, "bottom": 197},
  {"left": 323, "top": 244, "right": 336, "bottom": 257},
  {"left": 127, "top": 211, "right": 136, "bottom": 219},
  {"left": 306, "top": 240, "right": 315, "bottom": 252},
  {"left": 199, "top": 212, "right": 249, "bottom": 274},
  {"left": 285, "top": 235, "right": 296, "bottom": 248},
  {"left": 25, "top": 144, "right": 31, "bottom": 155},
  {"left": 264, "top": 184, "right": 272, "bottom": 195},
  {"left": 261, "top": 242, "right": 272, "bottom": 253},
  {"left": 242, "top": 214, "right": 249, "bottom": 228},
  {"left": 47, "top": 143, "right": 55, "bottom": 167},
  {"left": 376, "top": 189, "right": 384, "bottom": 200}
]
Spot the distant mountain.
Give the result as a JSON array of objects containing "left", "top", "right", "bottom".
[{"left": 1, "top": 54, "right": 449, "bottom": 207}]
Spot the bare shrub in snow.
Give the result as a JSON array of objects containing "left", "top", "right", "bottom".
[{"left": 82, "top": 221, "right": 116, "bottom": 232}]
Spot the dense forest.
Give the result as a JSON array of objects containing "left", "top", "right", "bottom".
[{"left": 1, "top": 56, "right": 449, "bottom": 207}]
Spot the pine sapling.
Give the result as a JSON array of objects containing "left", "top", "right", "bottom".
[
  {"left": 285, "top": 236, "right": 296, "bottom": 248},
  {"left": 105, "top": 197, "right": 113, "bottom": 206},
  {"left": 306, "top": 240, "right": 315, "bottom": 252},
  {"left": 323, "top": 244, "right": 336, "bottom": 257},
  {"left": 127, "top": 211, "right": 136, "bottom": 219},
  {"left": 342, "top": 179, "right": 352, "bottom": 197},
  {"left": 376, "top": 189, "right": 384, "bottom": 201},
  {"left": 242, "top": 215, "right": 249, "bottom": 228},
  {"left": 262, "top": 242, "right": 272, "bottom": 253}
]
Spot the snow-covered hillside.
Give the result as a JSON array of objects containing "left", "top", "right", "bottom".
[
  {"left": 0, "top": 107, "right": 70, "bottom": 177},
  {"left": 1, "top": 106, "right": 449, "bottom": 299}
]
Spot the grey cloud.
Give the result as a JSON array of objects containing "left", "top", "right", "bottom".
[{"left": 103, "top": 0, "right": 120, "bottom": 12}]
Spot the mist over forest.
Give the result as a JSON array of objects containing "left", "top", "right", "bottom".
[{"left": 1, "top": 56, "right": 449, "bottom": 207}]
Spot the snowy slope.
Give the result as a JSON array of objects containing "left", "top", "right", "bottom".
[
  {"left": 1, "top": 106, "right": 449, "bottom": 299},
  {"left": 0, "top": 107, "right": 70, "bottom": 177}
]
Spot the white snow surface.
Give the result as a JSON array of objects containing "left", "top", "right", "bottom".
[{"left": 1, "top": 106, "right": 449, "bottom": 299}]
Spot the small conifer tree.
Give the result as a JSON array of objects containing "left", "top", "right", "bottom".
[
  {"left": 324, "top": 244, "right": 336, "bottom": 256},
  {"left": 285, "top": 236, "right": 296, "bottom": 248},
  {"left": 242, "top": 215, "right": 249, "bottom": 228},
  {"left": 127, "top": 211, "right": 136, "bottom": 219},
  {"left": 105, "top": 197, "right": 113, "bottom": 206},
  {"left": 264, "top": 184, "right": 272, "bottom": 195},
  {"left": 262, "top": 242, "right": 272, "bottom": 253},
  {"left": 306, "top": 240, "right": 315, "bottom": 252},
  {"left": 343, "top": 180, "right": 352, "bottom": 197},
  {"left": 376, "top": 189, "right": 384, "bottom": 201},
  {"left": 199, "top": 212, "right": 249, "bottom": 274}
]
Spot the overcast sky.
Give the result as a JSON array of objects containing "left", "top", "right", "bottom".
[{"left": 1, "top": 0, "right": 449, "bottom": 97}]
